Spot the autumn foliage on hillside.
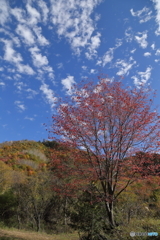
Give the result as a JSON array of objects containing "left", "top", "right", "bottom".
[
  {"left": 0, "top": 140, "right": 49, "bottom": 175},
  {"left": 0, "top": 139, "right": 160, "bottom": 238}
]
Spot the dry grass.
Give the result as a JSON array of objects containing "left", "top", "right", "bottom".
[{"left": 0, "top": 228, "right": 79, "bottom": 240}]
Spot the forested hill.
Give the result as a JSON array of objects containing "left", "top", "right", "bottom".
[
  {"left": 0, "top": 140, "right": 51, "bottom": 176},
  {"left": 0, "top": 140, "right": 160, "bottom": 239}
]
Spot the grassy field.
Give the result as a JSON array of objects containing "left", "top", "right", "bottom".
[{"left": 0, "top": 228, "right": 79, "bottom": 240}]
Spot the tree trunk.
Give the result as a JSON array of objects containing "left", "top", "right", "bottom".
[
  {"left": 64, "top": 196, "right": 68, "bottom": 232},
  {"left": 35, "top": 215, "right": 41, "bottom": 232},
  {"left": 105, "top": 201, "right": 116, "bottom": 229},
  {"left": 17, "top": 212, "right": 21, "bottom": 229}
]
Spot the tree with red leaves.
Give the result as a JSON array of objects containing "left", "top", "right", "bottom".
[{"left": 49, "top": 76, "right": 160, "bottom": 229}]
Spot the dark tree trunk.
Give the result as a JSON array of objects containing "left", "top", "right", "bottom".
[
  {"left": 105, "top": 201, "right": 116, "bottom": 229},
  {"left": 35, "top": 215, "right": 41, "bottom": 232}
]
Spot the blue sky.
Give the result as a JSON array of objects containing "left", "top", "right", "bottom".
[{"left": 0, "top": 0, "right": 160, "bottom": 143}]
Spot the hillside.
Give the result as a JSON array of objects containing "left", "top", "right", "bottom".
[{"left": 0, "top": 140, "right": 160, "bottom": 239}]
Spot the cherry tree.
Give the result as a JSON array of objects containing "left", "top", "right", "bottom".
[{"left": 49, "top": 76, "right": 160, "bottom": 228}]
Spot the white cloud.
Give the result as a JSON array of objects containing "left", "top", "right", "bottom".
[
  {"left": 61, "top": 75, "right": 76, "bottom": 95},
  {"left": 48, "top": 72, "right": 54, "bottom": 80},
  {"left": 144, "top": 52, "right": 151, "bottom": 57},
  {"left": 11, "top": 7, "right": 27, "bottom": 24},
  {"left": 130, "top": 7, "right": 147, "bottom": 17},
  {"left": 43, "top": 66, "right": 54, "bottom": 73},
  {"left": 155, "top": 59, "right": 158, "bottom": 62},
  {"left": 26, "top": 88, "right": 38, "bottom": 99},
  {"left": 132, "top": 66, "right": 152, "bottom": 87},
  {"left": 130, "top": 7, "right": 152, "bottom": 23},
  {"left": 24, "top": 116, "right": 34, "bottom": 121},
  {"left": 0, "top": 67, "right": 4, "bottom": 71},
  {"left": 90, "top": 69, "right": 96, "bottom": 74},
  {"left": 130, "top": 48, "right": 136, "bottom": 53},
  {"left": 32, "top": 26, "right": 49, "bottom": 46},
  {"left": 50, "top": 0, "right": 102, "bottom": 55},
  {"left": 86, "top": 32, "right": 101, "bottom": 59},
  {"left": 155, "top": 49, "right": 160, "bottom": 55},
  {"left": 26, "top": 3, "right": 41, "bottom": 25},
  {"left": 151, "top": 43, "right": 155, "bottom": 50},
  {"left": 2, "top": 39, "right": 23, "bottom": 64},
  {"left": 125, "top": 27, "right": 134, "bottom": 42},
  {"left": 14, "top": 81, "right": 27, "bottom": 91},
  {"left": 16, "top": 24, "right": 35, "bottom": 45},
  {"left": 82, "top": 65, "right": 87, "bottom": 70},
  {"left": 40, "top": 83, "right": 57, "bottom": 107},
  {"left": 13, "top": 74, "right": 21, "bottom": 80},
  {"left": 97, "top": 39, "right": 122, "bottom": 66},
  {"left": 37, "top": 0, "right": 49, "bottom": 23},
  {"left": 57, "top": 63, "right": 63, "bottom": 69},
  {"left": 43, "top": 66, "right": 54, "bottom": 80},
  {"left": 101, "top": 48, "right": 114, "bottom": 66},
  {"left": 152, "top": 0, "right": 160, "bottom": 35},
  {"left": 135, "top": 32, "right": 148, "bottom": 48},
  {"left": 155, "top": 59, "right": 160, "bottom": 62},
  {"left": 0, "top": 82, "right": 5, "bottom": 86},
  {"left": 0, "top": 0, "right": 10, "bottom": 25},
  {"left": 115, "top": 57, "right": 136, "bottom": 76},
  {"left": 14, "top": 101, "right": 26, "bottom": 111},
  {"left": 17, "top": 64, "right": 35, "bottom": 75},
  {"left": 1, "top": 39, "right": 35, "bottom": 75},
  {"left": 29, "top": 46, "right": 48, "bottom": 67},
  {"left": 0, "top": 25, "right": 21, "bottom": 46}
]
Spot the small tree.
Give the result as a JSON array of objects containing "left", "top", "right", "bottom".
[{"left": 49, "top": 76, "right": 160, "bottom": 229}]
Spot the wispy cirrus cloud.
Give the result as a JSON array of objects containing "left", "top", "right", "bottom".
[
  {"left": 57, "top": 63, "right": 63, "bottom": 69},
  {"left": 40, "top": 83, "right": 57, "bottom": 108},
  {"left": 24, "top": 116, "right": 34, "bottom": 121},
  {"left": 152, "top": 0, "right": 160, "bottom": 35},
  {"left": 17, "top": 64, "right": 35, "bottom": 75},
  {"left": 11, "top": 7, "right": 27, "bottom": 24},
  {"left": 26, "top": 88, "right": 38, "bottom": 99},
  {"left": 130, "top": 48, "right": 136, "bottom": 54},
  {"left": 97, "top": 48, "right": 114, "bottom": 66},
  {"left": 125, "top": 27, "right": 134, "bottom": 42},
  {"left": 37, "top": 0, "right": 49, "bottom": 24},
  {"left": 32, "top": 26, "right": 49, "bottom": 46},
  {"left": 14, "top": 100, "right": 26, "bottom": 112},
  {"left": 29, "top": 46, "right": 48, "bottom": 67},
  {"left": 12, "top": 3, "right": 49, "bottom": 46},
  {"left": 0, "top": 82, "right": 5, "bottom": 86},
  {"left": 132, "top": 66, "right": 152, "bottom": 87},
  {"left": 1, "top": 39, "right": 35, "bottom": 75},
  {"left": 29, "top": 46, "right": 54, "bottom": 79},
  {"left": 97, "top": 39, "right": 122, "bottom": 66},
  {"left": 26, "top": 3, "right": 41, "bottom": 25},
  {"left": 130, "top": 7, "right": 153, "bottom": 23},
  {"left": 50, "top": 0, "right": 103, "bottom": 56},
  {"left": 14, "top": 81, "right": 27, "bottom": 91},
  {"left": 115, "top": 57, "right": 136, "bottom": 76},
  {"left": 155, "top": 49, "right": 160, "bottom": 55},
  {"left": 16, "top": 24, "right": 35, "bottom": 45},
  {"left": 61, "top": 75, "right": 76, "bottom": 95},
  {"left": 0, "top": 28, "right": 21, "bottom": 47},
  {"left": 135, "top": 31, "right": 148, "bottom": 48},
  {"left": 85, "top": 32, "right": 101, "bottom": 59},
  {"left": 2, "top": 39, "right": 23, "bottom": 64},
  {"left": 0, "top": 0, "right": 10, "bottom": 25}
]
